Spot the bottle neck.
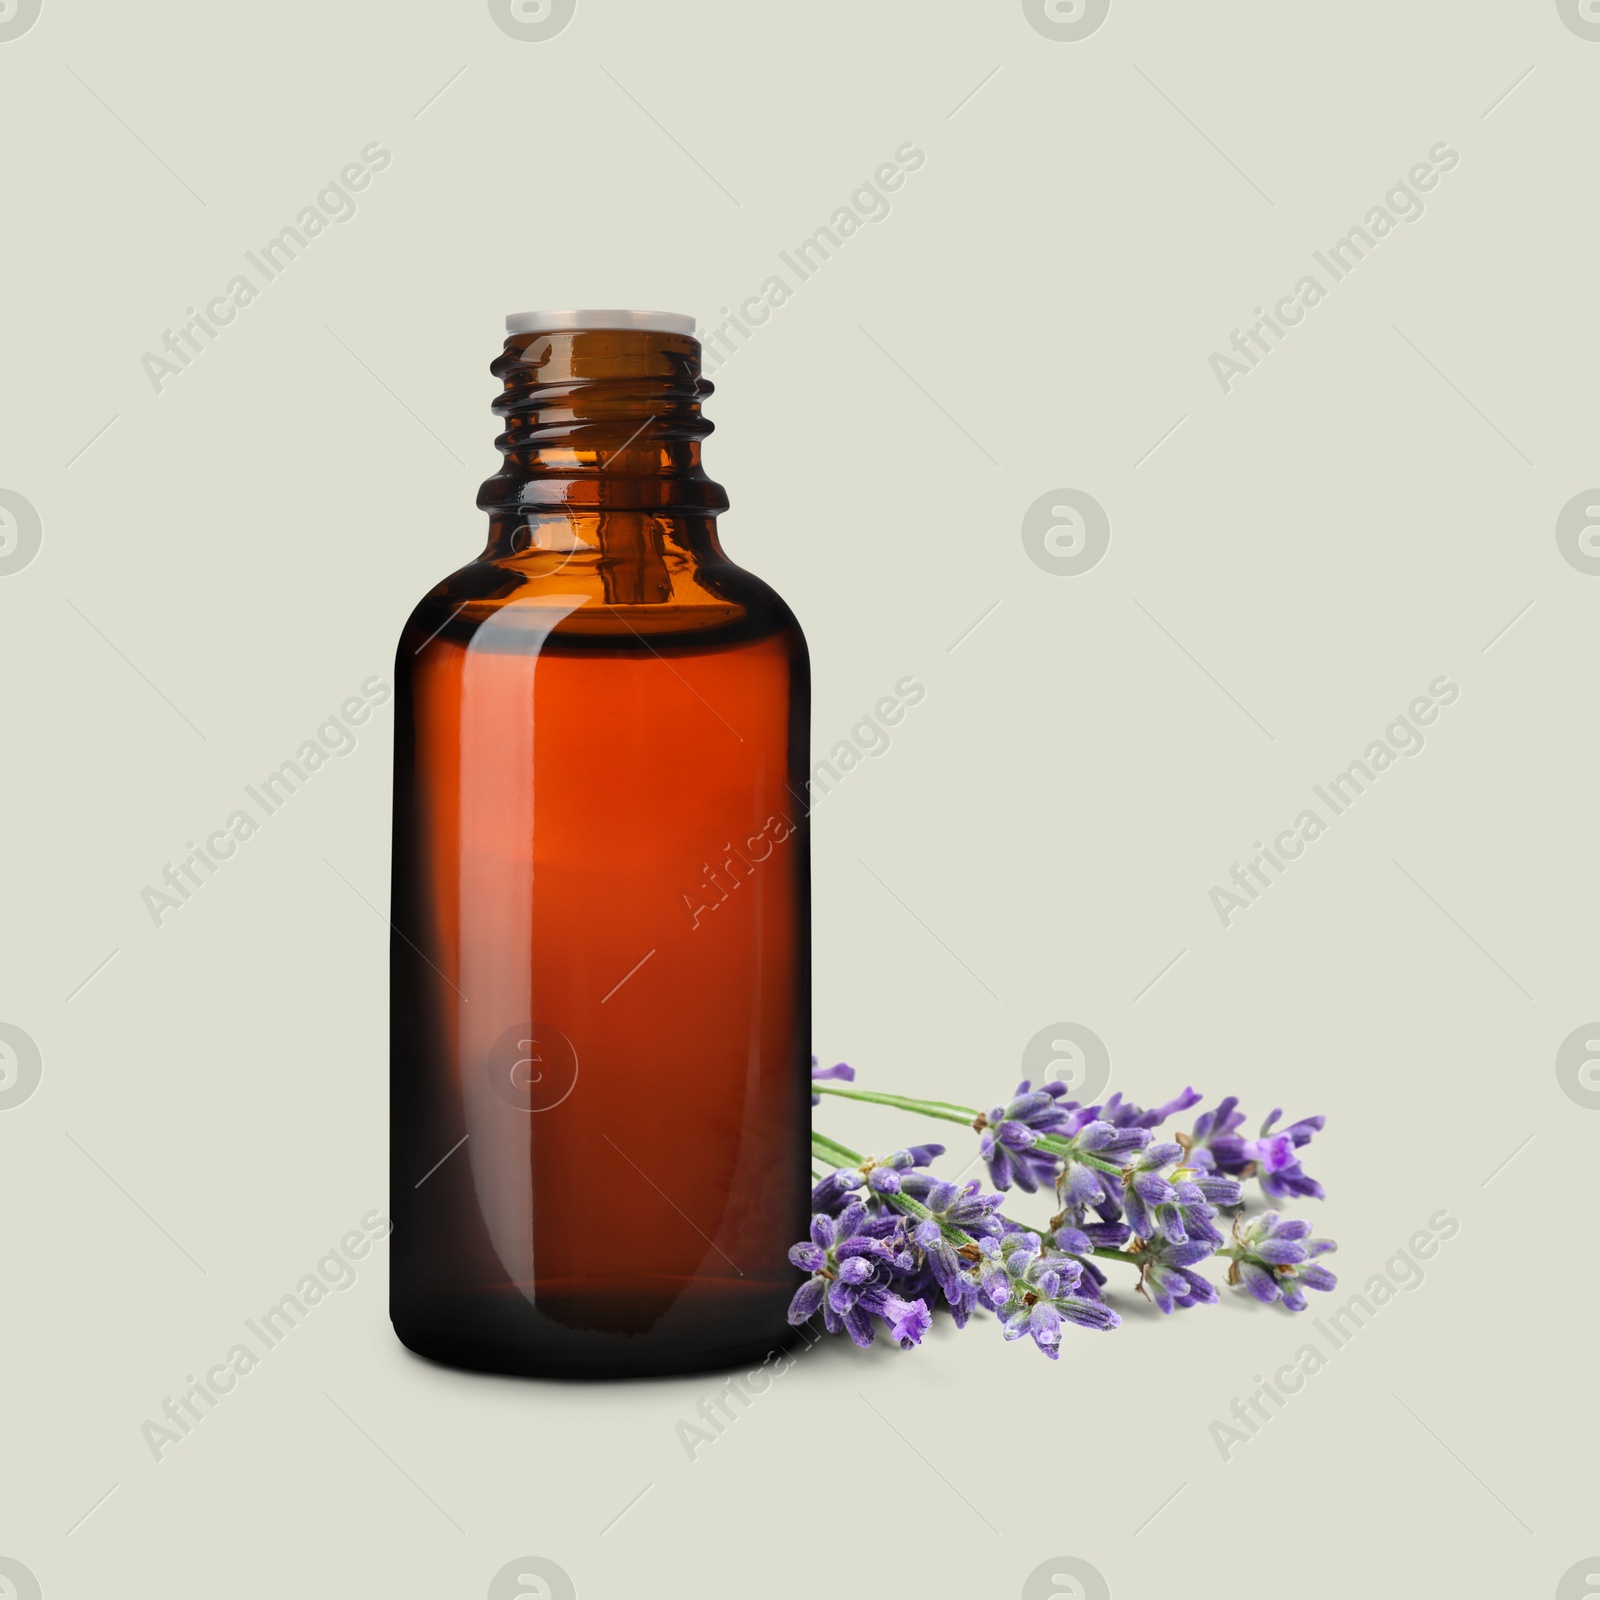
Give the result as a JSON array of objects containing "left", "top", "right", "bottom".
[{"left": 477, "top": 327, "right": 729, "bottom": 556}]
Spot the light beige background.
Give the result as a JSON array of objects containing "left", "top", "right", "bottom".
[{"left": 2, "top": 1, "right": 1596, "bottom": 1596}]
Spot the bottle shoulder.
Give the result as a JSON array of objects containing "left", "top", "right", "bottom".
[{"left": 399, "top": 554, "right": 805, "bottom": 660}]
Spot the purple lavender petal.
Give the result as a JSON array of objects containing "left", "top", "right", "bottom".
[
  {"left": 1157, "top": 1208, "right": 1189, "bottom": 1245},
  {"left": 889, "top": 1296, "right": 932, "bottom": 1348},
  {"left": 1133, "top": 1171, "right": 1176, "bottom": 1205},
  {"left": 835, "top": 1255, "right": 872, "bottom": 1286},
  {"left": 1174, "top": 1267, "right": 1217, "bottom": 1307},
  {"left": 1143, "top": 1269, "right": 1178, "bottom": 1315},
  {"left": 1058, "top": 1295, "right": 1119, "bottom": 1331},
  {"left": 1253, "top": 1238, "right": 1309, "bottom": 1267},
  {"left": 1140, "top": 1142, "right": 1185, "bottom": 1170},
  {"left": 1083, "top": 1220, "right": 1131, "bottom": 1249},
  {"left": 841, "top": 1304, "right": 875, "bottom": 1347},
  {"left": 1143, "top": 1087, "right": 1203, "bottom": 1126},
  {"left": 787, "top": 1278, "right": 826, "bottom": 1323},
  {"left": 1238, "top": 1260, "right": 1279, "bottom": 1303}
]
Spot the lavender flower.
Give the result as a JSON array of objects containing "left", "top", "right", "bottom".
[
  {"left": 1132, "top": 1235, "right": 1221, "bottom": 1315},
  {"left": 1041, "top": 1218, "right": 1115, "bottom": 1304},
  {"left": 1121, "top": 1141, "right": 1185, "bottom": 1239},
  {"left": 1182, "top": 1095, "right": 1249, "bottom": 1172},
  {"left": 1253, "top": 1109, "right": 1326, "bottom": 1203},
  {"left": 1121, "top": 1145, "right": 1231, "bottom": 1248},
  {"left": 1223, "top": 1211, "right": 1338, "bottom": 1312},
  {"left": 976, "top": 1079, "right": 1075, "bottom": 1192},
  {"left": 1054, "top": 1213, "right": 1131, "bottom": 1252},
  {"left": 1183, "top": 1098, "right": 1325, "bottom": 1202},
  {"left": 1188, "top": 1170, "right": 1245, "bottom": 1207},
  {"left": 974, "top": 1233, "right": 1119, "bottom": 1358},
  {"left": 810, "top": 1057, "right": 855, "bottom": 1107},
  {"left": 908, "top": 1177, "right": 1006, "bottom": 1311},
  {"left": 864, "top": 1144, "right": 946, "bottom": 1197},
  {"left": 1120, "top": 1145, "right": 1245, "bottom": 1248},
  {"left": 787, "top": 1202, "right": 930, "bottom": 1349},
  {"left": 809, "top": 1143, "right": 945, "bottom": 1214},
  {"left": 809, "top": 1167, "right": 864, "bottom": 1214},
  {"left": 1055, "top": 1118, "right": 1152, "bottom": 1221},
  {"left": 1098, "top": 1087, "right": 1203, "bottom": 1132}
]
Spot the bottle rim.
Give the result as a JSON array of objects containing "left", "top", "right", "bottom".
[{"left": 504, "top": 309, "right": 696, "bottom": 336}]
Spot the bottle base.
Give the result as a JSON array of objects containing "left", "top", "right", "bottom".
[{"left": 390, "top": 1282, "right": 802, "bottom": 1381}]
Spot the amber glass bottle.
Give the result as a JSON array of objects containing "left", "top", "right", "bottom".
[{"left": 389, "top": 311, "right": 809, "bottom": 1378}]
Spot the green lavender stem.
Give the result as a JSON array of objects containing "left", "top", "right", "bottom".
[
  {"left": 813, "top": 1082, "right": 1124, "bottom": 1175},
  {"left": 1090, "top": 1248, "right": 1142, "bottom": 1267},
  {"left": 811, "top": 1130, "right": 860, "bottom": 1169},
  {"left": 812, "top": 1083, "right": 977, "bottom": 1126}
]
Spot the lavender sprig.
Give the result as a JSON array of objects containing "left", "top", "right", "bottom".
[{"left": 799, "top": 1068, "right": 1336, "bottom": 1358}]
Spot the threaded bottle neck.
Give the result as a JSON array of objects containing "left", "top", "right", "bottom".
[{"left": 477, "top": 327, "right": 729, "bottom": 525}]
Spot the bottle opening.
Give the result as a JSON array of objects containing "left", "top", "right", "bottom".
[{"left": 505, "top": 309, "right": 696, "bottom": 337}]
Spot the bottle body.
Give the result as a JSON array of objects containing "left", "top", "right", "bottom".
[{"left": 389, "top": 319, "right": 809, "bottom": 1377}]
